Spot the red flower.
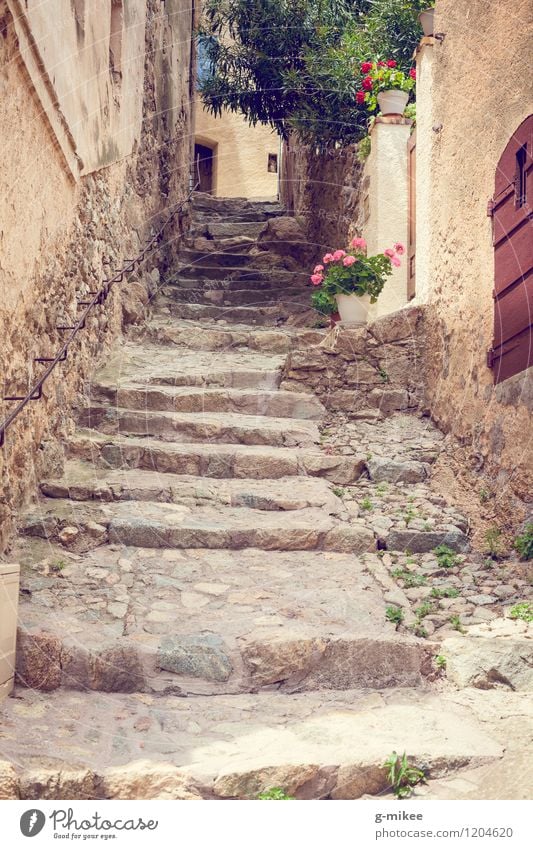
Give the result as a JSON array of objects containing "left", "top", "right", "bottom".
[
  {"left": 409, "top": 68, "right": 416, "bottom": 79},
  {"left": 362, "top": 76, "right": 373, "bottom": 91},
  {"left": 387, "top": 60, "right": 397, "bottom": 68},
  {"left": 377, "top": 61, "right": 386, "bottom": 67},
  {"left": 360, "top": 61, "right": 373, "bottom": 74},
  {"left": 356, "top": 90, "right": 366, "bottom": 105}
]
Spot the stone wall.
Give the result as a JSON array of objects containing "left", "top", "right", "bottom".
[
  {"left": 281, "top": 306, "right": 426, "bottom": 417},
  {"left": 0, "top": 0, "right": 193, "bottom": 549},
  {"left": 280, "top": 135, "right": 364, "bottom": 256},
  {"left": 414, "top": 0, "right": 533, "bottom": 499}
]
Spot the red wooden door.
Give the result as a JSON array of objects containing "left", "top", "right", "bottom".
[{"left": 488, "top": 114, "right": 533, "bottom": 384}]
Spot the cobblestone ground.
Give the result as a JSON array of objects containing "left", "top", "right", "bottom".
[{"left": 0, "top": 194, "right": 531, "bottom": 800}]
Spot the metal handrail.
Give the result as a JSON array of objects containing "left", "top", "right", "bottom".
[{"left": 0, "top": 178, "right": 200, "bottom": 448}]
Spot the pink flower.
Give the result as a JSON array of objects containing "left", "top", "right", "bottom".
[
  {"left": 313, "top": 264, "right": 324, "bottom": 273},
  {"left": 384, "top": 248, "right": 396, "bottom": 258},
  {"left": 360, "top": 61, "right": 373, "bottom": 74},
  {"left": 343, "top": 255, "right": 357, "bottom": 267},
  {"left": 356, "top": 90, "right": 366, "bottom": 105},
  {"left": 322, "top": 253, "right": 334, "bottom": 264},
  {"left": 310, "top": 273, "right": 324, "bottom": 286},
  {"left": 332, "top": 249, "right": 346, "bottom": 261},
  {"left": 409, "top": 68, "right": 416, "bottom": 80},
  {"left": 387, "top": 60, "right": 397, "bottom": 68},
  {"left": 362, "top": 75, "right": 373, "bottom": 91},
  {"left": 393, "top": 242, "right": 405, "bottom": 255},
  {"left": 390, "top": 255, "right": 401, "bottom": 267},
  {"left": 350, "top": 237, "right": 367, "bottom": 251}
]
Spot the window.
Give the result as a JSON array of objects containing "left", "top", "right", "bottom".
[{"left": 268, "top": 153, "right": 278, "bottom": 173}]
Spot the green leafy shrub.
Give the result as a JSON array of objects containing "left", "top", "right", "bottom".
[
  {"left": 257, "top": 787, "right": 294, "bottom": 800},
  {"left": 383, "top": 751, "right": 426, "bottom": 798},
  {"left": 513, "top": 523, "right": 533, "bottom": 561},
  {"left": 433, "top": 545, "right": 458, "bottom": 569},
  {"left": 509, "top": 602, "right": 533, "bottom": 623},
  {"left": 386, "top": 605, "right": 404, "bottom": 625}
]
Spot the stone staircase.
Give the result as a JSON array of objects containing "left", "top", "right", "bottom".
[{"left": 0, "top": 193, "right": 530, "bottom": 801}]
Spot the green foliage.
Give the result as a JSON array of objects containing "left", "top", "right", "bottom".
[
  {"left": 384, "top": 751, "right": 426, "bottom": 799},
  {"left": 356, "top": 134, "right": 371, "bottom": 162},
  {"left": 450, "top": 615, "right": 466, "bottom": 634},
  {"left": 391, "top": 569, "right": 426, "bottom": 589},
  {"left": 484, "top": 526, "right": 504, "bottom": 558},
  {"left": 403, "top": 506, "right": 417, "bottom": 527},
  {"left": 378, "top": 367, "right": 389, "bottom": 383},
  {"left": 479, "top": 487, "right": 491, "bottom": 504},
  {"left": 430, "top": 586, "right": 460, "bottom": 599},
  {"left": 311, "top": 287, "right": 336, "bottom": 315},
  {"left": 332, "top": 486, "right": 345, "bottom": 498},
  {"left": 508, "top": 602, "right": 533, "bottom": 623},
  {"left": 375, "top": 483, "right": 388, "bottom": 495},
  {"left": 404, "top": 101, "right": 416, "bottom": 125},
  {"left": 433, "top": 545, "right": 458, "bottom": 569},
  {"left": 386, "top": 605, "right": 404, "bottom": 625},
  {"left": 415, "top": 601, "right": 433, "bottom": 620},
  {"left": 434, "top": 654, "right": 447, "bottom": 670},
  {"left": 513, "top": 523, "right": 533, "bottom": 561},
  {"left": 360, "top": 496, "right": 373, "bottom": 511},
  {"left": 257, "top": 787, "right": 294, "bottom": 800},
  {"left": 198, "top": 0, "right": 424, "bottom": 147}
]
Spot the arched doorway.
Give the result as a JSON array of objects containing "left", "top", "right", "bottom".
[{"left": 487, "top": 114, "right": 533, "bottom": 384}]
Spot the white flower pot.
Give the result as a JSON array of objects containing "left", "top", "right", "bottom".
[
  {"left": 377, "top": 90, "right": 409, "bottom": 117},
  {"left": 335, "top": 293, "right": 372, "bottom": 325},
  {"left": 419, "top": 9, "right": 435, "bottom": 36}
]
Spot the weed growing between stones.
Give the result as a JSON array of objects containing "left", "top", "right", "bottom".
[
  {"left": 430, "top": 587, "right": 459, "bottom": 599},
  {"left": 449, "top": 615, "right": 466, "bottom": 634},
  {"left": 513, "top": 523, "right": 533, "bottom": 560},
  {"left": 434, "top": 654, "right": 447, "bottom": 671},
  {"left": 257, "top": 787, "right": 294, "bottom": 800},
  {"left": 434, "top": 545, "right": 458, "bottom": 569},
  {"left": 508, "top": 602, "right": 533, "bottom": 622},
  {"left": 484, "top": 526, "right": 504, "bottom": 559},
  {"left": 386, "top": 605, "right": 404, "bottom": 626},
  {"left": 360, "top": 497, "right": 373, "bottom": 511},
  {"left": 383, "top": 751, "right": 426, "bottom": 799}
]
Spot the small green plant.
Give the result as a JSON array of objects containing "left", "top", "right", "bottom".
[
  {"left": 508, "top": 602, "right": 533, "bottom": 623},
  {"left": 404, "top": 507, "right": 418, "bottom": 527},
  {"left": 422, "top": 521, "right": 432, "bottom": 532},
  {"left": 51, "top": 559, "right": 66, "bottom": 572},
  {"left": 450, "top": 615, "right": 466, "bottom": 634},
  {"left": 375, "top": 483, "right": 388, "bottom": 495},
  {"left": 479, "top": 488, "right": 491, "bottom": 504},
  {"left": 431, "top": 587, "right": 460, "bottom": 599},
  {"left": 257, "top": 787, "right": 294, "bottom": 800},
  {"left": 332, "top": 486, "right": 345, "bottom": 499},
  {"left": 434, "top": 545, "right": 458, "bottom": 569},
  {"left": 404, "top": 102, "right": 416, "bottom": 126},
  {"left": 383, "top": 751, "right": 426, "bottom": 799},
  {"left": 484, "top": 526, "right": 504, "bottom": 558},
  {"left": 366, "top": 452, "right": 373, "bottom": 461},
  {"left": 434, "top": 654, "right": 447, "bottom": 670},
  {"left": 386, "top": 605, "right": 404, "bottom": 625},
  {"left": 513, "top": 523, "right": 533, "bottom": 561},
  {"left": 356, "top": 134, "right": 371, "bottom": 162},
  {"left": 390, "top": 569, "right": 426, "bottom": 589},
  {"left": 378, "top": 367, "right": 389, "bottom": 384},
  {"left": 360, "top": 497, "right": 374, "bottom": 511},
  {"left": 311, "top": 286, "right": 336, "bottom": 316},
  {"left": 412, "top": 623, "right": 428, "bottom": 638},
  {"left": 415, "top": 601, "right": 434, "bottom": 620}
]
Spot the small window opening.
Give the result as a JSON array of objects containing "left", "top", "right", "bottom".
[
  {"left": 516, "top": 144, "right": 527, "bottom": 207},
  {"left": 268, "top": 153, "right": 278, "bottom": 173}
]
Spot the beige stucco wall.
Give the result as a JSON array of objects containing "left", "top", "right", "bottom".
[
  {"left": 416, "top": 0, "right": 533, "bottom": 497},
  {"left": 195, "top": 106, "right": 279, "bottom": 198},
  {"left": 0, "top": 0, "right": 193, "bottom": 549},
  {"left": 363, "top": 119, "right": 411, "bottom": 319}
]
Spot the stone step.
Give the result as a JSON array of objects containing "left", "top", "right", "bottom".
[
  {"left": 178, "top": 248, "right": 253, "bottom": 268},
  {"left": 66, "top": 431, "right": 366, "bottom": 484},
  {"left": 76, "top": 406, "right": 320, "bottom": 447},
  {"left": 196, "top": 220, "right": 265, "bottom": 239},
  {"left": 136, "top": 319, "right": 324, "bottom": 353},
  {"left": 0, "top": 685, "right": 511, "bottom": 798},
  {"left": 40, "top": 464, "right": 341, "bottom": 511},
  {"left": 172, "top": 262, "right": 306, "bottom": 283},
  {"left": 157, "top": 300, "right": 309, "bottom": 326},
  {"left": 168, "top": 272, "right": 302, "bottom": 291},
  {"left": 22, "top": 500, "right": 374, "bottom": 554},
  {"left": 161, "top": 286, "right": 308, "bottom": 307},
  {"left": 90, "top": 344, "right": 284, "bottom": 390},
  {"left": 89, "top": 383, "right": 325, "bottom": 419}
]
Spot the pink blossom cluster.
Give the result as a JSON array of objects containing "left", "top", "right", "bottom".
[{"left": 309, "top": 237, "right": 405, "bottom": 286}]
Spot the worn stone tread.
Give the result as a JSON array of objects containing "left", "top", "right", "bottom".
[
  {"left": 0, "top": 687, "right": 519, "bottom": 799},
  {"left": 88, "top": 383, "right": 325, "bottom": 420},
  {"left": 40, "top": 464, "right": 339, "bottom": 510},
  {"left": 22, "top": 499, "right": 375, "bottom": 553},
  {"left": 76, "top": 406, "right": 321, "bottom": 447},
  {"left": 67, "top": 430, "right": 366, "bottom": 484},
  {"left": 158, "top": 300, "right": 310, "bottom": 325}
]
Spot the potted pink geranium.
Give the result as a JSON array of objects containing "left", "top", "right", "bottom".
[{"left": 310, "top": 238, "right": 404, "bottom": 325}]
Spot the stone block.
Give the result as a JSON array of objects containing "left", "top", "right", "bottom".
[{"left": 158, "top": 634, "right": 233, "bottom": 682}]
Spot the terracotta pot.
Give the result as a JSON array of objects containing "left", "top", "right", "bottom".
[
  {"left": 335, "top": 293, "right": 371, "bottom": 325},
  {"left": 329, "top": 311, "right": 341, "bottom": 327},
  {"left": 419, "top": 8, "right": 435, "bottom": 36},
  {"left": 377, "top": 90, "right": 409, "bottom": 117}
]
